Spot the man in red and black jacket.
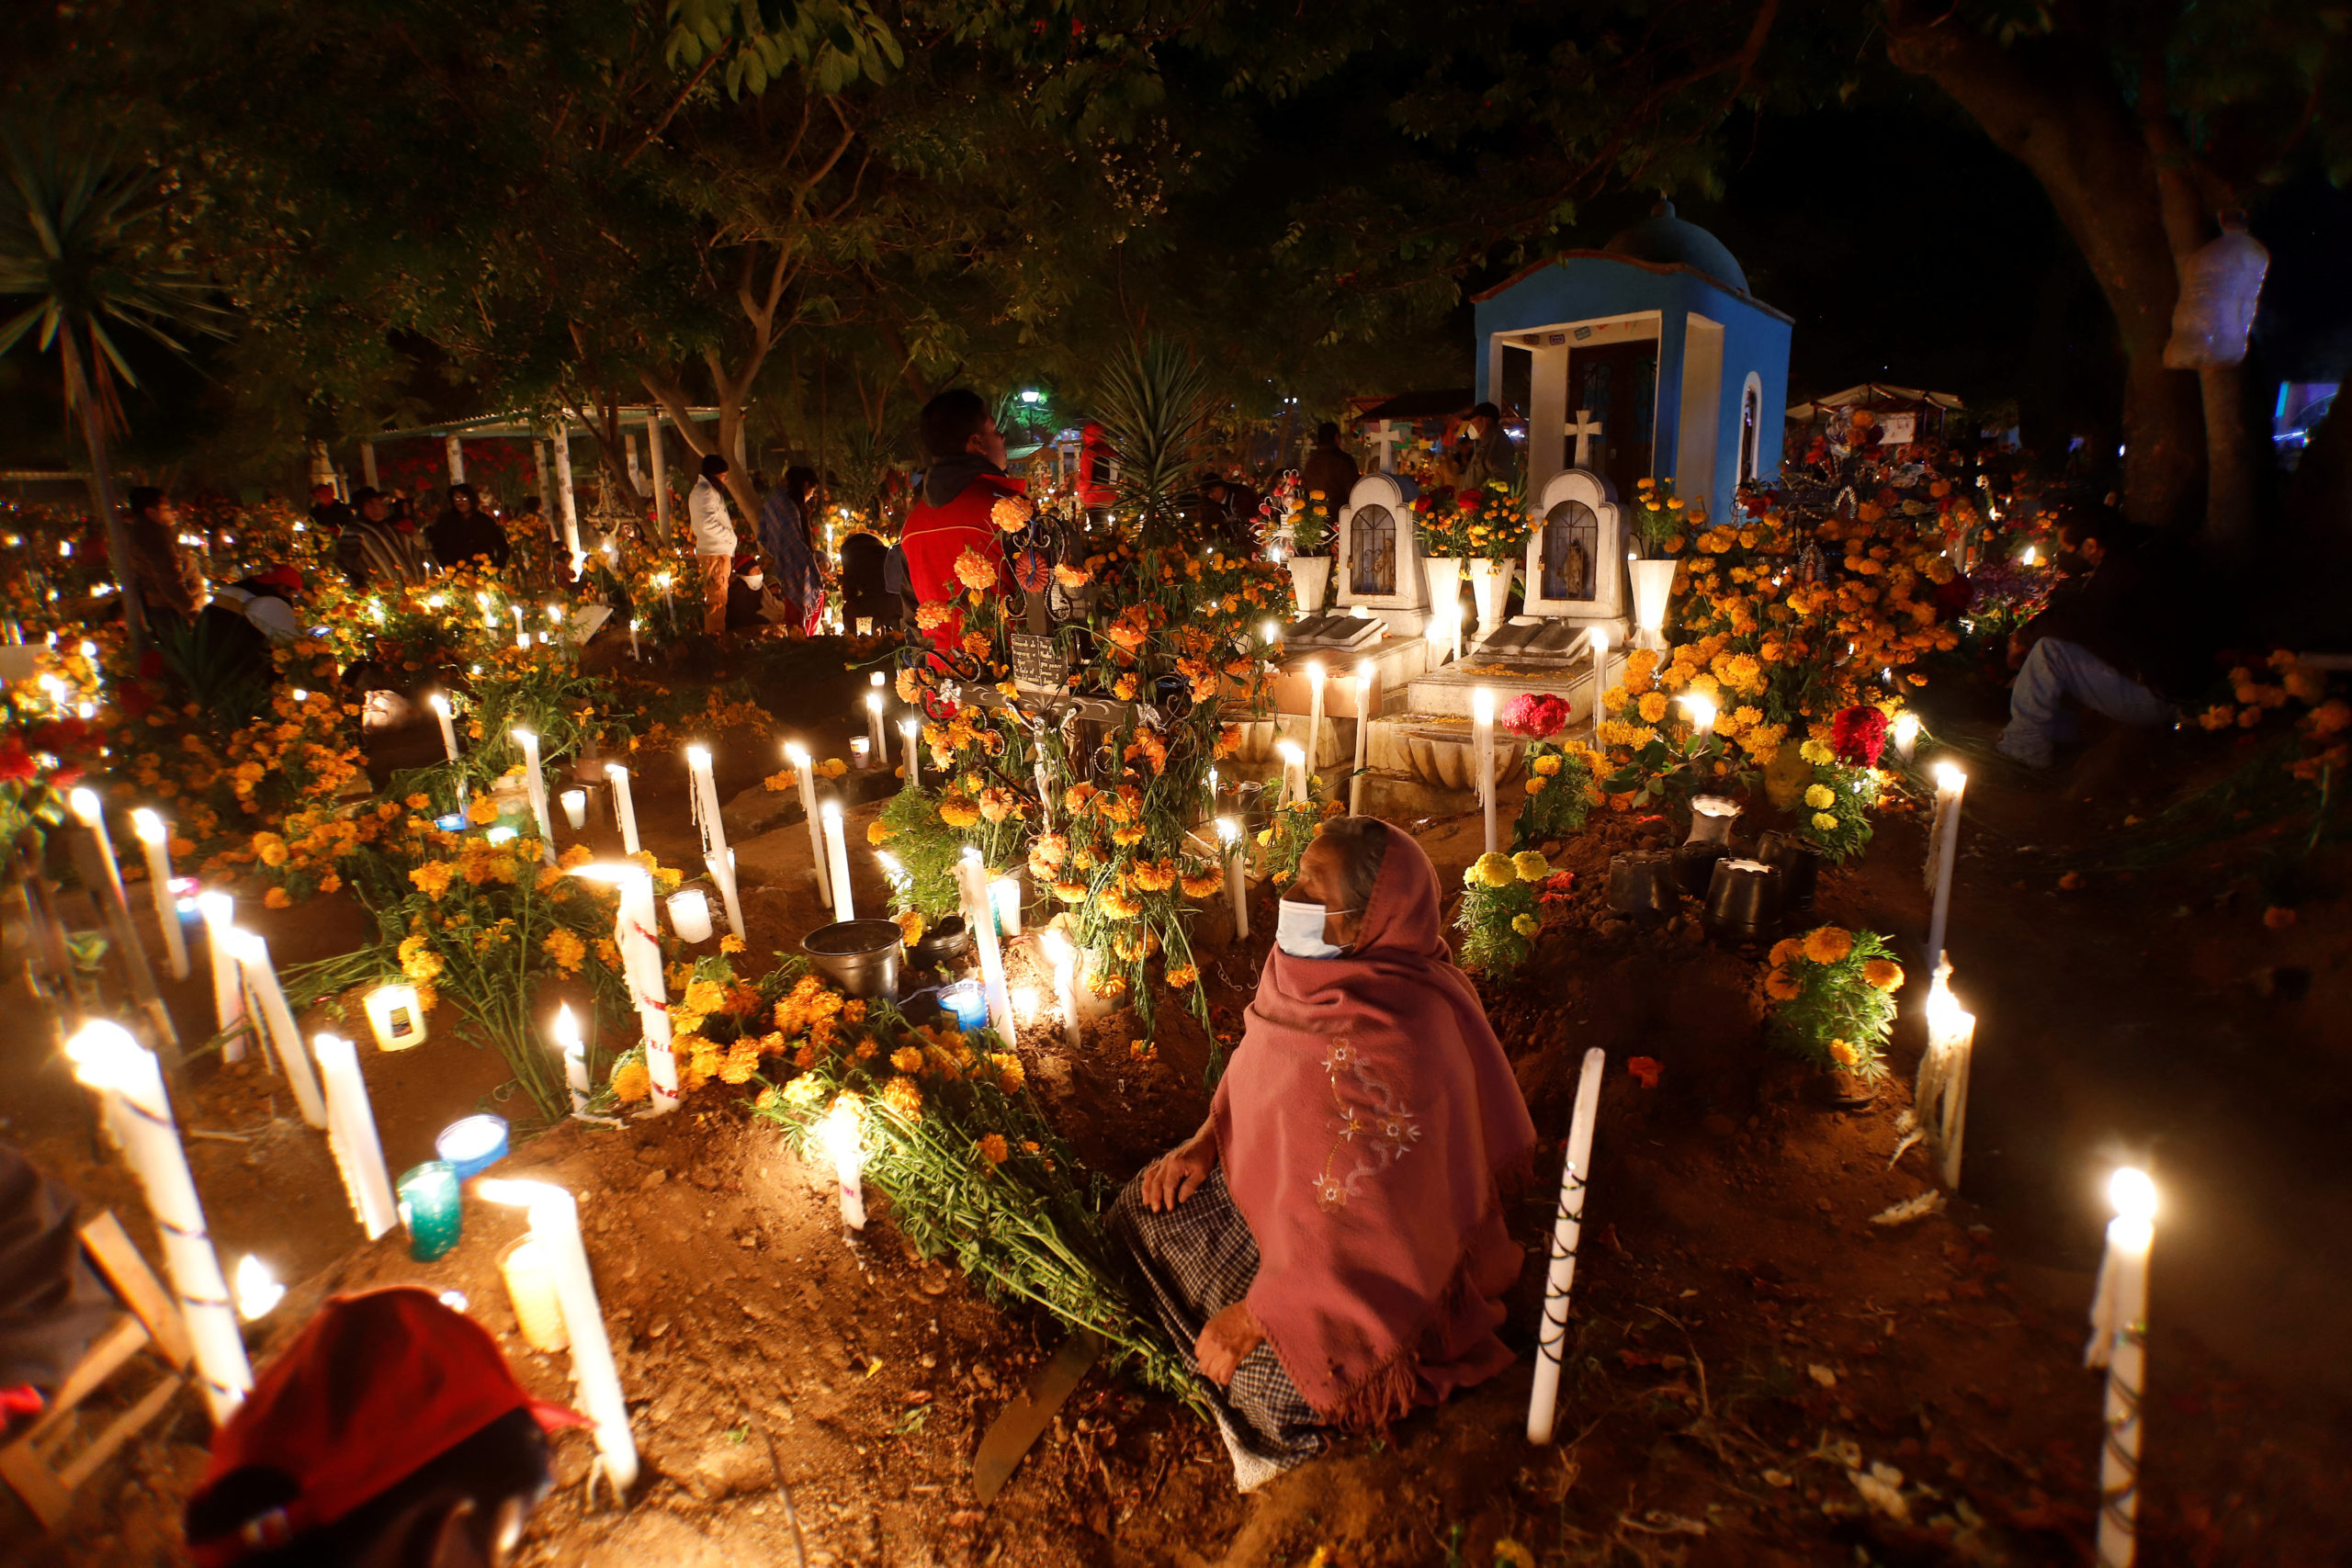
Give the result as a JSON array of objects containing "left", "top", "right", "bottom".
[{"left": 902, "top": 389, "right": 1019, "bottom": 658}]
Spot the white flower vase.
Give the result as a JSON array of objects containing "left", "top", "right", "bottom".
[
  {"left": 1285, "top": 555, "right": 1331, "bottom": 618},
  {"left": 1467, "top": 558, "right": 1509, "bottom": 645},
  {"left": 1628, "top": 557, "right": 1679, "bottom": 650},
  {"left": 1420, "top": 556, "right": 1463, "bottom": 660}
]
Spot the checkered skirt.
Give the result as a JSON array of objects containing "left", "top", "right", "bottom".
[{"left": 1109, "top": 1167, "right": 1323, "bottom": 1478}]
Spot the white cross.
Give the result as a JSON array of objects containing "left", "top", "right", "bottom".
[
  {"left": 1366, "top": 421, "right": 1405, "bottom": 473},
  {"left": 1566, "top": 410, "right": 1603, "bottom": 469}
]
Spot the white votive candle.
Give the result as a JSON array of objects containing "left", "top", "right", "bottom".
[
  {"left": 667, "top": 888, "right": 714, "bottom": 943},
  {"left": 560, "top": 788, "right": 588, "bottom": 829}
]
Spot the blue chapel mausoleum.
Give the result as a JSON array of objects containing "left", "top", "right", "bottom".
[{"left": 1471, "top": 201, "right": 1792, "bottom": 533}]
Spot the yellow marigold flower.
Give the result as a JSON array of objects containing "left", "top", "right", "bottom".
[
  {"left": 1532, "top": 754, "right": 1562, "bottom": 776},
  {"left": 1636, "top": 691, "right": 1669, "bottom": 724},
  {"left": 409, "top": 861, "right": 456, "bottom": 899},
  {"left": 1470, "top": 852, "right": 1516, "bottom": 888},
  {"left": 1510, "top": 913, "right": 1540, "bottom": 938},
  {"left": 881, "top": 1074, "right": 923, "bottom": 1121},
  {"left": 1768, "top": 937, "right": 1801, "bottom": 967},
  {"left": 1053, "top": 879, "right": 1089, "bottom": 903},
  {"left": 1804, "top": 784, "right": 1836, "bottom": 810},
  {"left": 1511, "top": 850, "right": 1551, "bottom": 882},
  {"left": 890, "top": 1045, "right": 924, "bottom": 1074},
  {"left": 1495, "top": 1540, "right": 1537, "bottom": 1568},
  {"left": 542, "top": 928, "right": 586, "bottom": 975},
  {"left": 684, "top": 978, "right": 726, "bottom": 1014},
  {"left": 1828, "top": 1039, "right": 1859, "bottom": 1067},
  {"left": 989, "top": 494, "right": 1035, "bottom": 532},
  {"left": 1180, "top": 867, "right": 1224, "bottom": 899},
  {"left": 1764, "top": 965, "right": 1802, "bottom": 1001},
  {"left": 264, "top": 886, "right": 292, "bottom": 908},
  {"left": 953, "top": 547, "right": 998, "bottom": 591},
  {"left": 612, "top": 1057, "right": 651, "bottom": 1102},
  {"left": 1801, "top": 926, "right": 1854, "bottom": 964},
  {"left": 978, "top": 1132, "right": 1011, "bottom": 1166},
  {"left": 1812, "top": 811, "right": 1840, "bottom": 832},
  {"left": 1166, "top": 963, "right": 1198, "bottom": 988},
  {"left": 1861, "top": 959, "right": 1904, "bottom": 991},
  {"left": 939, "top": 798, "right": 982, "bottom": 829},
  {"left": 1799, "top": 739, "right": 1834, "bottom": 766},
  {"left": 467, "top": 795, "right": 502, "bottom": 826},
  {"left": 1524, "top": 775, "right": 1548, "bottom": 795},
  {"left": 894, "top": 909, "right": 925, "bottom": 947}
]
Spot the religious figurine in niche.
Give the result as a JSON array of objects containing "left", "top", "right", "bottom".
[
  {"left": 1352, "top": 505, "right": 1397, "bottom": 596},
  {"left": 1540, "top": 500, "right": 1599, "bottom": 602}
]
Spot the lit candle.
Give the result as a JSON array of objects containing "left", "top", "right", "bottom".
[
  {"left": 1917, "top": 959, "right": 1975, "bottom": 1190},
  {"left": 1349, "top": 660, "right": 1373, "bottom": 817},
  {"left": 1038, "top": 926, "right": 1081, "bottom": 1049},
  {"left": 1892, "top": 711, "right": 1921, "bottom": 763},
  {"left": 1217, "top": 816, "right": 1250, "bottom": 942},
  {"left": 1304, "top": 660, "right": 1326, "bottom": 779},
  {"left": 849, "top": 736, "right": 870, "bottom": 770},
  {"left": 311, "top": 1032, "right": 397, "bottom": 1239},
  {"left": 571, "top": 865, "right": 677, "bottom": 1115},
  {"left": 2086, "top": 1167, "right": 2155, "bottom": 1568},
  {"left": 940, "top": 977, "right": 989, "bottom": 1032},
  {"left": 553, "top": 1003, "right": 590, "bottom": 1116},
  {"left": 604, "top": 762, "right": 639, "bottom": 855},
  {"left": 1277, "top": 739, "right": 1306, "bottom": 807},
  {"left": 65, "top": 1021, "right": 252, "bottom": 1423},
  {"left": 820, "top": 801, "right": 855, "bottom": 923},
  {"left": 684, "top": 745, "right": 744, "bottom": 939},
  {"left": 436, "top": 1112, "right": 510, "bottom": 1180},
  {"left": 396, "top": 1160, "right": 463, "bottom": 1261},
  {"left": 1679, "top": 692, "right": 1717, "bottom": 751},
  {"left": 901, "top": 717, "right": 921, "bottom": 787},
  {"left": 865, "top": 688, "right": 888, "bottom": 765},
  {"left": 510, "top": 728, "right": 556, "bottom": 863},
  {"left": 499, "top": 1237, "right": 570, "bottom": 1353},
  {"left": 198, "top": 892, "right": 246, "bottom": 1060},
  {"left": 989, "top": 874, "right": 1023, "bottom": 938},
  {"left": 475, "top": 1179, "right": 638, "bottom": 1493},
  {"left": 560, "top": 788, "right": 587, "bottom": 829},
  {"left": 1587, "top": 625, "right": 1611, "bottom": 735},
  {"left": 786, "top": 743, "right": 832, "bottom": 908},
  {"left": 69, "top": 789, "right": 171, "bottom": 1046},
  {"left": 1925, "top": 761, "right": 1967, "bottom": 964},
  {"left": 130, "top": 808, "right": 190, "bottom": 980},
  {"left": 227, "top": 929, "right": 327, "bottom": 1129},
  {"left": 426, "top": 691, "right": 461, "bottom": 767},
  {"left": 1471, "top": 687, "right": 1498, "bottom": 856},
  {"left": 666, "top": 888, "right": 714, "bottom": 943},
  {"left": 234, "top": 1255, "right": 284, "bottom": 1323},
  {"left": 956, "top": 848, "right": 1015, "bottom": 1040},
  {"left": 817, "top": 1096, "right": 867, "bottom": 1230},
  {"left": 1528, "top": 1045, "right": 1606, "bottom": 1444}
]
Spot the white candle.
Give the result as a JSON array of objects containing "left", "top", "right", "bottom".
[
  {"left": 510, "top": 728, "right": 556, "bottom": 863},
  {"left": 901, "top": 717, "right": 921, "bottom": 787},
  {"left": 198, "top": 892, "right": 246, "bottom": 1059},
  {"left": 228, "top": 930, "right": 328, "bottom": 1129},
  {"left": 956, "top": 849, "right": 1016, "bottom": 1041},
  {"left": 666, "top": 888, "right": 714, "bottom": 943},
  {"left": 1349, "top": 661, "right": 1373, "bottom": 818},
  {"left": 130, "top": 808, "right": 190, "bottom": 980},
  {"left": 865, "top": 689, "right": 888, "bottom": 766},
  {"left": 1277, "top": 739, "right": 1306, "bottom": 807},
  {"left": 311, "top": 1032, "right": 397, "bottom": 1239},
  {"left": 69, "top": 789, "right": 170, "bottom": 1044},
  {"left": 560, "top": 788, "right": 588, "bottom": 829},
  {"left": 2086, "top": 1167, "right": 2155, "bottom": 1568},
  {"left": 1892, "top": 711, "right": 1921, "bottom": 763},
  {"left": 65, "top": 1021, "right": 252, "bottom": 1424},
  {"left": 553, "top": 1003, "right": 590, "bottom": 1116},
  {"left": 426, "top": 691, "right": 460, "bottom": 764},
  {"left": 1679, "top": 692, "right": 1717, "bottom": 752},
  {"left": 1528, "top": 1045, "right": 1606, "bottom": 1444},
  {"left": 1472, "top": 687, "right": 1498, "bottom": 855},
  {"left": 787, "top": 743, "right": 832, "bottom": 908},
  {"left": 1304, "top": 660, "right": 1326, "bottom": 776},
  {"left": 1587, "top": 626, "right": 1611, "bottom": 736},
  {"left": 1217, "top": 816, "right": 1250, "bottom": 942},
  {"left": 989, "top": 874, "right": 1023, "bottom": 938},
  {"left": 500, "top": 1237, "right": 570, "bottom": 1353},
  {"left": 1925, "top": 761, "right": 1967, "bottom": 964},
  {"left": 849, "top": 736, "right": 870, "bottom": 770},
  {"left": 1038, "top": 926, "right": 1081, "bottom": 1049},
  {"left": 1917, "top": 960, "right": 1975, "bottom": 1189},
  {"left": 363, "top": 982, "right": 426, "bottom": 1051},
  {"left": 476, "top": 1179, "right": 638, "bottom": 1493},
  {"left": 818, "top": 1096, "right": 867, "bottom": 1230},
  {"left": 684, "top": 745, "right": 744, "bottom": 939},
  {"left": 820, "top": 801, "right": 854, "bottom": 923},
  {"left": 571, "top": 865, "right": 677, "bottom": 1115},
  {"left": 604, "top": 762, "right": 639, "bottom": 855}
]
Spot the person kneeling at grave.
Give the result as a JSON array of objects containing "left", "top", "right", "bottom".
[
  {"left": 183, "top": 1287, "right": 582, "bottom": 1567},
  {"left": 1111, "top": 817, "right": 1537, "bottom": 1489}
]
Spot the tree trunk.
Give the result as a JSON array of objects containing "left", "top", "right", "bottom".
[
  {"left": 59, "top": 326, "right": 147, "bottom": 657},
  {"left": 639, "top": 373, "right": 764, "bottom": 535},
  {"left": 1883, "top": 6, "right": 2205, "bottom": 532}
]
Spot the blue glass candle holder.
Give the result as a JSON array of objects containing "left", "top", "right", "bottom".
[
  {"left": 941, "top": 978, "right": 988, "bottom": 1032},
  {"left": 396, "top": 1161, "right": 463, "bottom": 1262},
  {"left": 435, "top": 1114, "right": 509, "bottom": 1181}
]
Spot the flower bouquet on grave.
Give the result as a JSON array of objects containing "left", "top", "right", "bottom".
[
  {"left": 1457, "top": 849, "right": 1554, "bottom": 977},
  {"left": 1410, "top": 489, "right": 1476, "bottom": 558},
  {"left": 1459, "top": 478, "right": 1531, "bottom": 565},
  {"left": 1512, "top": 739, "right": 1602, "bottom": 849},
  {"left": 1761, "top": 925, "right": 1903, "bottom": 1079}
]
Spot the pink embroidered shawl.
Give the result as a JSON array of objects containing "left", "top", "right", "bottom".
[{"left": 1211, "top": 821, "right": 1537, "bottom": 1427}]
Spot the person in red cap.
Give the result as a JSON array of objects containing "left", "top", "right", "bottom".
[{"left": 184, "top": 1288, "right": 582, "bottom": 1566}]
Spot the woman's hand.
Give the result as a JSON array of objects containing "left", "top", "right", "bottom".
[
  {"left": 1194, "top": 1301, "right": 1265, "bottom": 1386},
  {"left": 1139, "top": 1127, "right": 1216, "bottom": 1213}
]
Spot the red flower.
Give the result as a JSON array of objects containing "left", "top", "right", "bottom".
[
  {"left": 1455, "top": 490, "right": 1482, "bottom": 508},
  {"left": 1498, "top": 693, "right": 1572, "bottom": 738},
  {"left": 0, "top": 740, "right": 36, "bottom": 784},
  {"left": 138, "top": 650, "right": 165, "bottom": 680},
  {"left": 1830, "top": 705, "right": 1888, "bottom": 768},
  {"left": 1627, "top": 1056, "right": 1663, "bottom": 1089}
]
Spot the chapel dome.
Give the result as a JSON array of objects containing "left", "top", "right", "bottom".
[{"left": 1602, "top": 199, "right": 1748, "bottom": 293}]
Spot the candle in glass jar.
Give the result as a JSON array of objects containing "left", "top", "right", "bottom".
[
  {"left": 849, "top": 736, "right": 870, "bottom": 771},
  {"left": 560, "top": 788, "right": 587, "bottom": 829},
  {"left": 666, "top": 888, "right": 714, "bottom": 943},
  {"left": 396, "top": 1161, "right": 462, "bottom": 1261}
]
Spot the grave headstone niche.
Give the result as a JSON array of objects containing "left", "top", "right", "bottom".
[
  {"left": 1456, "top": 468, "right": 1627, "bottom": 665},
  {"left": 1333, "top": 473, "right": 1430, "bottom": 636}
]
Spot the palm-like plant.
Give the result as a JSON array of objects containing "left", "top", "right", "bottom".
[
  {"left": 0, "top": 124, "right": 228, "bottom": 651},
  {"left": 1090, "top": 337, "right": 1213, "bottom": 550}
]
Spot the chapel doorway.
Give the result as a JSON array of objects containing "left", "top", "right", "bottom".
[{"left": 1569, "top": 341, "right": 1657, "bottom": 503}]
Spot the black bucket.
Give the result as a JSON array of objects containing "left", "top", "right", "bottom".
[{"left": 802, "top": 919, "right": 905, "bottom": 1000}]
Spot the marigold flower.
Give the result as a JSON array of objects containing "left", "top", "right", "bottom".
[
  {"left": 1510, "top": 913, "right": 1540, "bottom": 938},
  {"left": 1812, "top": 811, "right": 1840, "bottom": 832},
  {"left": 1636, "top": 692, "right": 1669, "bottom": 724},
  {"left": 1768, "top": 937, "right": 1801, "bottom": 967},
  {"left": 1800, "top": 926, "right": 1854, "bottom": 964},
  {"left": 978, "top": 1132, "right": 1011, "bottom": 1166},
  {"left": 1469, "top": 852, "right": 1516, "bottom": 888},
  {"left": 1166, "top": 964, "right": 1198, "bottom": 988},
  {"left": 1828, "top": 1039, "right": 1859, "bottom": 1067},
  {"left": 1861, "top": 958, "right": 1904, "bottom": 991},
  {"left": 467, "top": 795, "right": 503, "bottom": 826},
  {"left": 1511, "top": 850, "right": 1551, "bottom": 882},
  {"left": 264, "top": 886, "right": 291, "bottom": 908},
  {"left": 1804, "top": 784, "right": 1836, "bottom": 810},
  {"left": 881, "top": 1074, "right": 924, "bottom": 1121},
  {"left": 612, "top": 1057, "right": 651, "bottom": 1102},
  {"left": 543, "top": 928, "right": 586, "bottom": 975},
  {"left": 891, "top": 1045, "right": 924, "bottom": 1073},
  {"left": 1764, "top": 966, "right": 1802, "bottom": 1001}
]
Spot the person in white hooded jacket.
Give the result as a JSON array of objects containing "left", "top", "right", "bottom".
[{"left": 687, "top": 454, "right": 739, "bottom": 637}]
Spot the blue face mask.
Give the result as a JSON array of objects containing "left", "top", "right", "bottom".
[{"left": 1274, "top": 897, "right": 1360, "bottom": 960}]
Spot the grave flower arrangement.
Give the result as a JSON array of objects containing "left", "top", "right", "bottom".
[
  {"left": 1513, "top": 739, "right": 1601, "bottom": 848},
  {"left": 1411, "top": 479, "right": 1526, "bottom": 562},
  {"left": 1457, "top": 848, "right": 1554, "bottom": 976},
  {"left": 1761, "top": 925, "right": 1904, "bottom": 1078},
  {"left": 1629, "top": 476, "right": 1697, "bottom": 558}
]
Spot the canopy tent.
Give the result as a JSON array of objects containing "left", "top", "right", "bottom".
[{"left": 1783, "top": 384, "right": 1965, "bottom": 422}]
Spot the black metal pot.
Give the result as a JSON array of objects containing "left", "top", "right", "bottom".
[
  {"left": 1702, "top": 858, "right": 1784, "bottom": 942},
  {"left": 908, "top": 914, "right": 971, "bottom": 970},
  {"left": 1674, "top": 840, "right": 1728, "bottom": 897},
  {"left": 1606, "top": 851, "right": 1679, "bottom": 919},
  {"left": 1754, "top": 830, "right": 1824, "bottom": 913}
]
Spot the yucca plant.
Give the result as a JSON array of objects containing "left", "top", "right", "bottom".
[
  {"left": 1091, "top": 337, "right": 1212, "bottom": 550},
  {"left": 0, "top": 121, "right": 229, "bottom": 653}
]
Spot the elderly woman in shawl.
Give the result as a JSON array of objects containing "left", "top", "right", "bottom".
[{"left": 1111, "top": 818, "right": 1535, "bottom": 1486}]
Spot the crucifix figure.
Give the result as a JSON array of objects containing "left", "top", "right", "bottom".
[
  {"left": 1365, "top": 420, "right": 1406, "bottom": 474},
  {"left": 1566, "top": 409, "right": 1604, "bottom": 469}
]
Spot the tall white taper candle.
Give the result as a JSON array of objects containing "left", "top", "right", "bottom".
[
  {"left": 865, "top": 689, "right": 888, "bottom": 768},
  {"left": 1217, "top": 817, "right": 1250, "bottom": 942},
  {"left": 1925, "top": 761, "right": 1966, "bottom": 964},
  {"left": 476, "top": 1180, "right": 638, "bottom": 1493},
  {"left": 1587, "top": 626, "right": 1611, "bottom": 737},
  {"left": 684, "top": 745, "right": 745, "bottom": 939},
  {"left": 65, "top": 1021, "right": 253, "bottom": 1424},
  {"left": 1349, "top": 660, "right": 1373, "bottom": 817},
  {"left": 229, "top": 930, "right": 328, "bottom": 1129},
  {"left": 1472, "top": 686, "right": 1498, "bottom": 855},
  {"left": 1277, "top": 739, "right": 1306, "bottom": 807},
  {"left": 573, "top": 865, "right": 678, "bottom": 1115},
  {"left": 1527, "top": 1046, "right": 1606, "bottom": 1444},
  {"left": 311, "top": 1032, "right": 397, "bottom": 1239},
  {"left": 1917, "top": 956, "right": 1975, "bottom": 1190},
  {"left": 956, "top": 848, "right": 1017, "bottom": 1041},
  {"left": 820, "top": 801, "right": 854, "bottom": 923},
  {"left": 554, "top": 1003, "right": 591, "bottom": 1116},
  {"left": 129, "top": 808, "right": 190, "bottom": 980},
  {"left": 69, "top": 789, "right": 175, "bottom": 1051},
  {"left": 604, "top": 762, "right": 639, "bottom": 855},
  {"left": 198, "top": 892, "right": 246, "bottom": 1060},
  {"left": 818, "top": 1097, "right": 867, "bottom": 1230},
  {"left": 2086, "top": 1167, "right": 2155, "bottom": 1568},
  {"left": 510, "top": 728, "right": 557, "bottom": 864},
  {"left": 902, "top": 717, "right": 921, "bottom": 787},
  {"left": 1305, "top": 660, "right": 1326, "bottom": 774},
  {"left": 787, "top": 742, "right": 832, "bottom": 908}
]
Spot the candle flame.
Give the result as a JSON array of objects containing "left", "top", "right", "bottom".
[
  {"left": 64, "top": 1020, "right": 141, "bottom": 1088},
  {"left": 2108, "top": 1167, "right": 2157, "bottom": 1224},
  {"left": 1471, "top": 687, "right": 1496, "bottom": 724},
  {"left": 1215, "top": 816, "right": 1241, "bottom": 844},
  {"left": 197, "top": 890, "right": 234, "bottom": 929},
  {"left": 819, "top": 1094, "right": 864, "bottom": 1170},
  {"left": 899, "top": 717, "right": 918, "bottom": 738},
  {"left": 68, "top": 786, "right": 101, "bottom": 826},
  {"left": 511, "top": 727, "right": 537, "bottom": 746},
  {"left": 234, "top": 1255, "right": 285, "bottom": 1322},
  {"left": 1037, "top": 926, "right": 1073, "bottom": 968},
  {"left": 1892, "top": 712, "right": 1921, "bottom": 748},
  {"left": 1679, "top": 694, "right": 1718, "bottom": 734},
  {"left": 685, "top": 744, "right": 711, "bottom": 767},
  {"left": 1933, "top": 761, "right": 1965, "bottom": 792},
  {"left": 865, "top": 691, "right": 882, "bottom": 713},
  {"left": 605, "top": 762, "right": 629, "bottom": 781},
  {"left": 552, "top": 1003, "right": 582, "bottom": 1055},
  {"left": 1011, "top": 984, "right": 1040, "bottom": 1022},
  {"left": 1276, "top": 739, "right": 1304, "bottom": 764},
  {"left": 784, "top": 740, "right": 811, "bottom": 766},
  {"left": 130, "top": 807, "right": 167, "bottom": 846},
  {"left": 427, "top": 692, "right": 451, "bottom": 716},
  {"left": 820, "top": 799, "right": 843, "bottom": 824},
  {"left": 476, "top": 1178, "right": 566, "bottom": 1210}
]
